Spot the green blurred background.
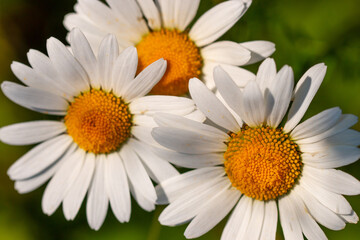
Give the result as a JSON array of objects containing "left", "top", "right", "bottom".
[{"left": 0, "top": 0, "right": 359, "bottom": 239}]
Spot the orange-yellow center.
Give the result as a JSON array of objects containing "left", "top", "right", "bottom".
[
  {"left": 136, "top": 29, "right": 203, "bottom": 96},
  {"left": 64, "top": 89, "right": 132, "bottom": 154},
  {"left": 224, "top": 125, "right": 302, "bottom": 201}
]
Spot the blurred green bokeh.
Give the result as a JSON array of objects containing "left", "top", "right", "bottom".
[{"left": 0, "top": 0, "right": 359, "bottom": 239}]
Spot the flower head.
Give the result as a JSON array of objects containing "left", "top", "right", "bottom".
[
  {"left": 64, "top": 0, "right": 275, "bottom": 96},
  {"left": 0, "top": 28, "right": 204, "bottom": 230},
  {"left": 152, "top": 59, "right": 360, "bottom": 239}
]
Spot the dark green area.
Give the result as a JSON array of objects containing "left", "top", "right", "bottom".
[{"left": 0, "top": 0, "right": 359, "bottom": 239}]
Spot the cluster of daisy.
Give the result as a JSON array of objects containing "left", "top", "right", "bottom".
[{"left": 1, "top": 0, "right": 359, "bottom": 239}]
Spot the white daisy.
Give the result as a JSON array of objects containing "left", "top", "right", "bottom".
[
  {"left": 152, "top": 59, "right": 360, "bottom": 239},
  {"left": 0, "top": 28, "right": 204, "bottom": 230},
  {"left": 64, "top": 0, "right": 275, "bottom": 96}
]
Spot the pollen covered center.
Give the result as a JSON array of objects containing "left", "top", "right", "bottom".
[
  {"left": 224, "top": 126, "right": 302, "bottom": 201},
  {"left": 136, "top": 29, "right": 203, "bottom": 96},
  {"left": 65, "top": 89, "right": 132, "bottom": 154}
]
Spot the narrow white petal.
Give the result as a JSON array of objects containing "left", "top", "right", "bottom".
[
  {"left": 129, "top": 95, "right": 195, "bottom": 116},
  {"left": 184, "top": 109, "right": 206, "bottom": 123},
  {"left": 289, "top": 192, "right": 327, "bottom": 240},
  {"left": 284, "top": 63, "right": 327, "bottom": 132},
  {"left": 221, "top": 196, "right": 252, "bottom": 240},
  {"left": 152, "top": 127, "right": 227, "bottom": 154},
  {"left": 240, "top": 80, "right": 266, "bottom": 127},
  {"left": 26, "top": 49, "right": 58, "bottom": 80},
  {"left": 112, "top": 47, "right": 138, "bottom": 97},
  {"left": 129, "top": 180, "right": 155, "bottom": 211},
  {"left": 201, "top": 41, "right": 251, "bottom": 66},
  {"left": 279, "top": 196, "right": 303, "bottom": 240},
  {"left": 154, "top": 113, "right": 229, "bottom": 141},
  {"left": 189, "top": 78, "right": 240, "bottom": 132},
  {"left": 104, "top": 152, "right": 131, "bottom": 223},
  {"left": 259, "top": 200, "right": 278, "bottom": 240},
  {"left": 255, "top": 58, "right": 277, "bottom": 94},
  {"left": 294, "top": 185, "right": 345, "bottom": 230},
  {"left": 265, "top": 65, "right": 294, "bottom": 128},
  {"left": 173, "top": 0, "right": 200, "bottom": 31},
  {"left": 7, "top": 135, "right": 73, "bottom": 180},
  {"left": 86, "top": 155, "right": 108, "bottom": 231},
  {"left": 131, "top": 126, "right": 163, "bottom": 148},
  {"left": 184, "top": 188, "right": 240, "bottom": 239},
  {"left": 340, "top": 211, "right": 359, "bottom": 224},
  {"left": 121, "top": 144, "right": 157, "bottom": 203},
  {"left": 129, "top": 139, "right": 179, "bottom": 183},
  {"left": 157, "top": 0, "right": 175, "bottom": 29},
  {"left": 0, "top": 121, "right": 66, "bottom": 145},
  {"left": 300, "top": 175, "right": 353, "bottom": 214},
  {"left": 215, "top": 90, "right": 243, "bottom": 127},
  {"left": 136, "top": 0, "right": 161, "bottom": 29},
  {"left": 291, "top": 107, "right": 342, "bottom": 140},
  {"left": 189, "top": 1, "right": 244, "bottom": 47},
  {"left": 156, "top": 167, "right": 225, "bottom": 204},
  {"left": 64, "top": 13, "right": 106, "bottom": 39},
  {"left": 243, "top": 200, "right": 265, "bottom": 240},
  {"left": 323, "top": 129, "right": 360, "bottom": 146},
  {"left": 303, "top": 166, "right": 360, "bottom": 195},
  {"left": 47, "top": 37, "right": 90, "bottom": 93},
  {"left": 70, "top": 28, "right": 99, "bottom": 88},
  {"left": 42, "top": 148, "right": 85, "bottom": 215},
  {"left": 240, "top": 41, "right": 276, "bottom": 65},
  {"left": 121, "top": 59, "right": 167, "bottom": 102},
  {"left": 63, "top": 153, "right": 95, "bottom": 220},
  {"left": 1, "top": 81, "right": 68, "bottom": 115},
  {"left": 153, "top": 147, "right": 223, "bottom": 169},
  {"left": 133, "top": 114, "right": 157, "bottom": 128}
]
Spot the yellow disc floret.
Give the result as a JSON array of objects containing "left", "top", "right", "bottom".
[
  {"left": 136, "top": 29, "right": 203, "bottom": 96},
  {"left": 65, "top": 89, "right": 132, "bottom": 154},
  {"left": 224, "top": 125, "right": 302, "bottom": 201}
]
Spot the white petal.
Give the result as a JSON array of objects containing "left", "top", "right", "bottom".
[
  {"left": 255, "top": 58, "right": 277, "bottom": 94},
  {"left": 129, "top": 95, "right": 195, "bottom": 116},
  {"left": 278, "top": 196, "right": 303, "bottom": 240},
  {"left": 129, "top": 139, "right": 179, "bottom": 183},
  {"left": 136, "top": 0, "right": 161, "bottom": 29},
  {"left": 189, "top": 78, "right": 240, "bottom": 132},
  {"left": 259, "top": 200, "right": 278, "bottom": 240},
  {"left": 296, "top": 114, "right": 358, "bottom": 144},
  {"left": 7, "top": 135, "right": 73, "bottom": 180},
  {"left": 154, "top": 113, "right": 229, "bottom": 141},
  {"left": 291, "top": 107, "right": 342, "bottom": 140},
  {"left": 131, "top": 126, "right": 163, "bottom": 148},
  {"left": 240, "top": 80, "right": 266, "bottom": 127},
  {"left": 173, "top": 0, "right": 200, "bottom": 31},
  {"left": 111, "top": 46, "right": 138, "bottom": 97},
  {"left": 243, "top": 200, "right": 265, "bottom": 239},
  {"left": 1, "top": 81, "right": 68, "bottom": 115},
  {"left": 302, "top": 145, "right": 360, "bottom": 168},
  {"left": 340, "top": 211, "right": 359, "bottom": 224},
  {"left": 64, "top": 13, "right": 106, "bottom": 39},
  {"left": 133, "top": 115, "right": 157, "bottom": 128},
  {"left": 42, "top": 147, "right": 85, "bottom": 215},
  {"left": 104, "top": 152, "right": 131, "bottom": 223},
  {"left": 159, "top": 177, "right": 230, "bottom": 226},
  {"left": 63, "top": 153, "right": 95, "bottom": 220},
  {"left": 97, "top": 34, "right": 119, "bottom": 91},
  {"left": 184, "top": 188, "right": 240, "bottom": 239},
  {"left": 129, "top": 180, "right": 155, "bottom": 211},
  {"left": 201, "top": 41, "right": 251, "bottom": 66},
  {"left": 152, "top": 127, "right": 227, "bottom": 154},
  {"left": 303, "top": 166, "right": 360, "bottom": 195},
  {"left": 46, "top": 37, "right": 90, "bottom": 94},
  {"left": 294, "top": 185, "right": 345, "bottom": 230},
  {"left": 189, "top": 1, "right": 244, "bottom": 47},
  {"left": 300, "top": 175, "right": 353, "bottom": 214},
  {"left": 86, "top": 155, "right": 108, "bottom": 231},
  {"left": 184, "top": 109, "right": 206, "bottom": 122},
  {"left": 221, "top": 196, "right": 252, "bottom": 240},
  {"left": 289, "top": 192, "right": 327, "bottom": 240},
  {"left": 121, "top": 59, "right": 167, "bottom": 102},
  {"left": 156, "top": 167, "right": 225, "bottom": 204},
  {"left": 26, "top": 49, "right": 58, "bottom": 80},
  {"left": 265, "top": 65, "right": 294, "bottom": 128},
  {"left": 284, "top": 63, "right": 327, "bottom": 132},
  {"left": 323, "top": 129, "right": 360, "bottom": 146},
  {"left": 121, "top": 144, "right": 157, "bottom": 203},
  {"left": 240, "top": 41, "right": 276, "bottom": 65},
  {"left": 70, "top": 28, "right": 99, "bottom": 88},
  {"left": 0, "top": 121, "right": 66, "bottom": 145}
]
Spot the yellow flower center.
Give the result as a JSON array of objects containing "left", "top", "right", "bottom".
[
  {"left": 65, "top": 89, "right": 132, "bottom": 154},
  {"left": 136, "top": 29, "right": 203, "bottom": 96},
  {"left": 224, "top": 125, "right": 302, "bottom": 201}
]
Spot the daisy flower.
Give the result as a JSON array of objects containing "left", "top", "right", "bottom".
[
  {"left": 64, "top": 0, "right": 275, "bottom": 96},
  {"left": 152, "top": 59, "right": 360, "bottom": 239},
  {"left": 0, "top": 28, "right": 204, "bottom": 230}
]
